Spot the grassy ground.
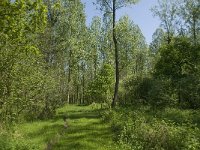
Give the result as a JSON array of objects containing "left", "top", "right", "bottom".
[
  {"left": 15, "top": 105, "right": 118, "bottom": 150},
  {"left": 3, "top": 105, "right": 200, "bottom": 150}
]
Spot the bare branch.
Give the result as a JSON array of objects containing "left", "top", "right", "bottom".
[{"left": 104, "top": 0, "right": 113, "bottom": 11}]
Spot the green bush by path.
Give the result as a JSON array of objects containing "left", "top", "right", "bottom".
[
  {"left": 0, "top": 127, "right": 39, "bottom": 150},
  {"left": 102, "top": 106, "right": 200, "bottom": 150}
]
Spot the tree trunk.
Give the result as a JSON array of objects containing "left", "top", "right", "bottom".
[
  {"left": 192, "top": 13, "right": 196, "bottom": 45},
  {"left": 67, "top": 50, "right": 72, "bottom": 104},
  {"left": 82, "top": 71, "right": 85, "bottom": 104},
  {"left": 167, "top": 30, "right": 171, "bottom": 44},
  {"left": 82, "top": 63, "right": 85, "bottom": 104},
  {"left": 111, "top": 0, "right": 119, "bottom": 108}
]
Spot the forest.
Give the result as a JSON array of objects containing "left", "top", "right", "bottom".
[{"left": 0, "top": 0, "right": 200, "bottom": 149}]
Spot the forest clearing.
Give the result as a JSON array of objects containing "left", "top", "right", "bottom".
[{"left": 0, "top": 0, "right": 200, "bottom": 149}]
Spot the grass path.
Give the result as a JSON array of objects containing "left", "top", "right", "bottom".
[
  {"left": 16, "top": 105, "right": 118, "bottom": 150},
  {"left": 53, "top": 105, "right": 118, "bottom": 150}
]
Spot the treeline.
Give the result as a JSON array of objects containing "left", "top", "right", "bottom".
[
  {"left": 123, "top": 0, "right": 200, "bottom": 109},
  {"left": 101, "top": 1, "right": 200, "bottom": 149},
  {"left": 0, "top": 0, "right": 199, "bottom": 125},
  {"left": 0, "top": 0, "right": 147, "bottom": 124},
  {"left": 87, "top": 0, "right": 200, "bottom": 110}
]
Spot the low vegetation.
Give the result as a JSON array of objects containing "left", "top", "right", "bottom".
[{"left": 102, "top": 106, "right": 200, "bottom": 150}]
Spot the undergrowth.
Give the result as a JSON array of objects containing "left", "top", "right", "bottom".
[{"left": 102, "top": 106, "right": 200, "bottom": 150}]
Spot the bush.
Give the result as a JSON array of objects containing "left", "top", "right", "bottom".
[
  {"left": 179, "top": 75, "right": 200, "bottom": 109},
  {"left": 154, "top": 37, "right": 200, "bottom": 109},
  {"left": 0, "top": 128, "right": 39, "bottom": 150},
  {"left": 119, "top": 119, "right": 200, "bottom": 150},
  {"left": 102, "top": 107, "right": 200, "bottom": 150},
  {"left": 121, "top": 76, "right": 176, "bottom": 108},
  {"left": 0, "top": 51, "right": 61, "bottom": 124},
  {"left": 121, "top": 76, "right": 153, "bottom": 105},
  {"left": 148, "top": 78, "right": 176, "bottom": 109}
]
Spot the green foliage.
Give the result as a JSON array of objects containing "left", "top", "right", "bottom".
[
  {"left": 154, "top": 37, "right": 200, "bottom": 108},
  {"left": 0, "top": 48, "right": 61, "bottom": 123},
  {"left": 179, "top": 0, "right": 200, "bottom": 43},
  {"left": 0, "top": 128, "right": 39, "bottom": 150},
  {"left": 86, "top": 64, "right": 114, "bottom": 105},
  {"left": 121, "top": 41, "right": 200, "bottom": 108},
  {"left": 0, "top": 0, "right": 61, "bottom": 124},
  {"left": 95, "top": 0, "right": 139, "bottom": 11},
  {"left": 147, "top": 78, "right": 176, "bottom": 109},
  {"left": 116, "top": 16, "right": 147, "bottom": 76},
  {"left": 155, "top": 37, "right": 199, "bottom": 79},
  {"left": 1, "top": 0, "right": 200, "bottom": 148},
  {"left": 102, "top": 106, "right": 200, "bottom": 150},
  {"left": 120, "top": 76, "right": 175, "bottom": 108},
  {"left": 120, "top": 76, "right": 150, "bottom": 104},
  {"left": 179, "top": 75, "right": 200, "bottom": 109}
]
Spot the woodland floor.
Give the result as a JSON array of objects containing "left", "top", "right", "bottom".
[{"left": 16, "top": 105, "right": 118, "bottom": 150}]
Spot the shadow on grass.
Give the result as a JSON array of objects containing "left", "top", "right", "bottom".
[
  {"left": 52, "top": 107, "right": 114, "bottom": 150},
  {"left": 53, "top": 109, "right": 100, "bottom": 123},
  {"left": 68, "top": 111, "right": 99, "bottom": 120},
  {"left": 26, "top": 124, "right": 65, "bottom": 143},
  {"left": 53, "top": 121, "right": 113, "bottom": 150},
  {"left": 22, "top": 105, "right": 114, "bottom": 150}
]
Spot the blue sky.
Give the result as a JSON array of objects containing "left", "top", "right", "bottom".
[{"left": 81, "top": 0, "right": 161, "bottom": 44}]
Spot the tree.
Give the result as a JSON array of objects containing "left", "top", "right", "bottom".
[
  {"left": 149, "top": 28, "right": 165, "bottom": 54},
  {"left": 179, "top": 0, "right": 200, "bottom": 44},
  {"left": 88, "top": 16, "right": 102, "bottom": 78},
  {"left": 54, "top": 0, "right": 87, "bottom": 103},
  {"left": 151, "top": 0, "right": 178, "bottom": 44},
  {"left": 86, "top": 63, "right": 114, "bottom": 106},
  {"left": 154, "top": 37, "right": 200, "bottom": 106},
  {"left": 0, "top": 0, "right": 54, "bottom": 123},
  {"left": 149, "top": 28, "right": 165, "bottom": 71},
  {"left": 95, "top": 0, "right": 139, "bottom": 108},
  {"left": 116, "top": 15, "right": 147, "bottom": 77}
]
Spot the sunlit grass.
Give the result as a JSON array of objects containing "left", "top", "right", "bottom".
[
  {"left": 54, "top": 105, "right": 118, "bottom": 150},
  {"left": 14, "top": 105, "right": 118, "bottom": 150}
]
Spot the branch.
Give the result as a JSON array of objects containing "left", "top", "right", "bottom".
[{"left": 104, "top": 0, "right": 113, "bottom": 11}]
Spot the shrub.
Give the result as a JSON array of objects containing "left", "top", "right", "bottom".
[
  {"left": 121, "top": 76, "right": 176, "bottom": 108},
  {"left": 179, "top": 75, "right": 200, "bottom": 109},
  {"left": 119, "top": 119, "right": 200, "bottom": 150},
  {"left": 0, "top": 128, "right": 39, "bottom": 150},
  {"left": 148, "top": 78, "right": 176, "bottom": 109},
  {"left": 103, "top": 107, "right": 200, "bottom": 150},
  {"left": 121, "top": 76, "right": 153, "bottom": 105}
]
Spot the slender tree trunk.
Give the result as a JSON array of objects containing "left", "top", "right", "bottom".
[
  {"left": 94, "top": 58, "right": 97, "bottom": 77},
  {"left": 77, "top": 85, "right": 79, "bottom": 104},
  {"left": 111, "top": 0, "right": 119, "bottom": 108},
  {"left": 81, "top": 62, "right": 85, "bottom": 104},
  {"left": 192, "top": 14, "right": 196, "bottom": 45},
  {"left": 167, "top": 30, "right": 171, "bottom": 44},
  {"left": 82, "top": 71, "right": 85, "bottom": 104},
  {"left": 67, "top": 50, "right": 72, "bottom": 103}
]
